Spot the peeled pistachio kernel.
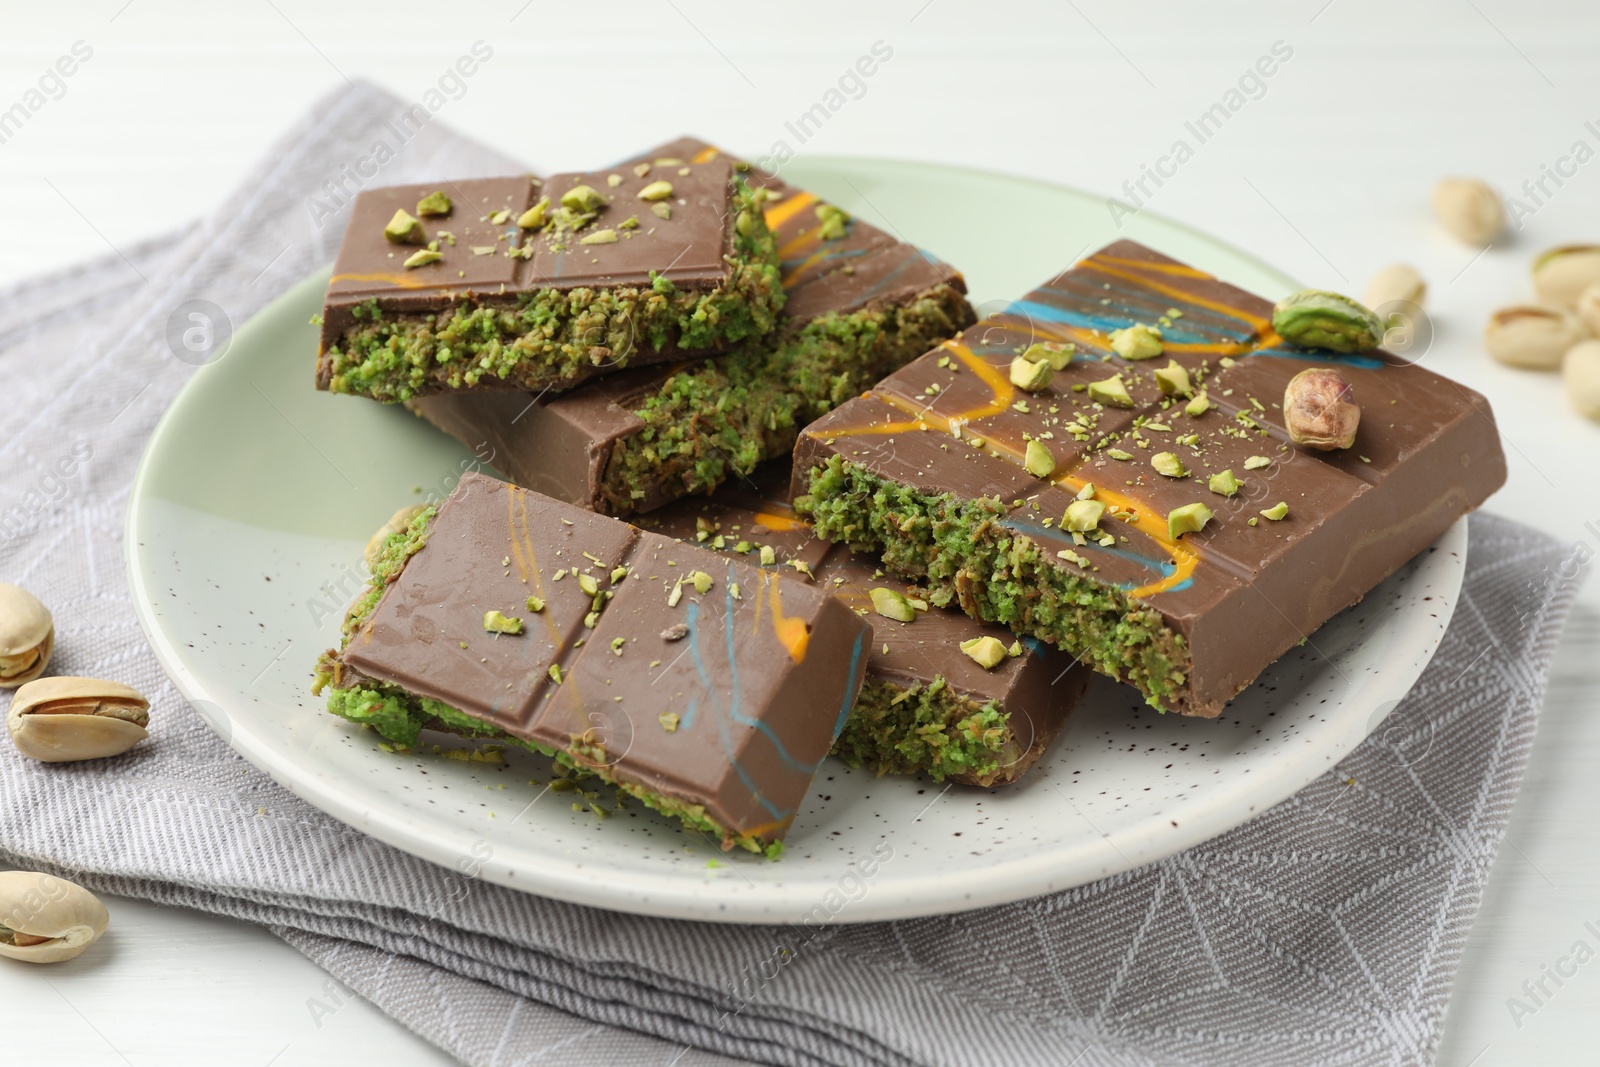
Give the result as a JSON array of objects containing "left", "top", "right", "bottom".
[
  {"left": 7, "top": 677, "right": 149, "bottom": 763},
  {"left": 1152, "top": 361, "right": 1191, "bottom": 397},
  {"left": 869, "top": 588, "right": 917, "bottom": 623},
  {"left": 637, "top": 180, "right": 674, "bottom": 202},
  {"left": 1484, "top": 305, "right": 1586, "bottom": 370},
  {"left": 517, "top": 197, "right": 549, "bottom": 230},
  {"left": 1108, "top": 324, "right": 1163, "bottom": 360},
  {"left": 1064, "top": 499, "right": 1105, "bottom": 532},
  {"left": 1167, "top": 503, "right": 1213, "bottom": 540},
  {"left": 415, "top": 191, "right": 452, "bottom": 217},
  {"left": 1087, "top": 374, "right": 1134, "bottom": 408},
  {"left": 1261, "top": 502, "right": 1290, "bottom": 521},
  {"left": 1008, "top": 356, "right": 1053, "bottom": 392},
  {"left": 1283, "top": 367, "right": 1360, "bottom": 451},
  {"left": 363, "top": 505, "right": 426, "bottom": 567},
  {"left": 383, "top": 209, "right": 425, "bottom": 245},
  {"left": 402, "top": 249, "right": 442, "bottom": 269},
  {"left": 561, "top": 184, "right": 605, "bottom": 213},
  {"left": 1272, "top": 289, "right": 1382, "bottom": 353},
  {"left": 0, "top": 871, "right": 109, "bottom": 964},
  {"left": 1563, "top": 339, "right": 1600, "bottom": 421},
  {"left": 1532, "top": 246, "right": 1600, "bottom": 309},
  {"left": 1151, "top": 452, "right": 1188, "bottom": 478},
  {"left": 959, "top": 636, "right": 1008, "bottom": 670},
  {"left": 1432, "top": 177, "right": 1504, "bottom": 245},
  {"left": 1023, "top": 439, "right": 1056, "bottom": 478},
  {"left": 483, "top": 611, "right": 523, "bottom": 635},
  {"left": 1023, "top": 342, "right": 1074, "bottom": 371},
  {"left": 1575, "top": 284, "right": 1600, "bottom": 336},
  {"left": 0, "top": 584, "right": 54, "bottom": 689},
  {"left": 1208, "top": 470, "right": 1241, "bottom": 497}
]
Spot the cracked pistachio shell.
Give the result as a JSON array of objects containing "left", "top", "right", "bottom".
[
  {"left": 1431, "top": 178, "right": 1504, "bottom": 245},
  {"left": 0, "top": 584, "right": 54, "bottom": 689},
  {"left": 1564, "top": 340, "right": 1600, "bottom": 422},
  {"left": 0, "top": 871, "right": 109, "bottom": 964},
  {"left": 8, "top": 676, "right": 150, "bottom": 763},
  {"left": 1484, "top": 305, "right": 1586, "bottom": 370},
  {"left": 1532, "top": 246, "right": 1600, "bottom": 309},
  {"left": 364, "top": 505, "right": 427, "bottom": 567},
  {"left": 1272, "top": 290, "right": 1382, "bottom": 353}
]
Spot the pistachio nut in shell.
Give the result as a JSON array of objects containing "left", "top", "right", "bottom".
[
  {"left": 8, "top": 676, "right": 150, "bottom": 763},
  {"left": 364, "top": 504, "right": 428, "bottom": 567},
  {"left": 1271, "top": 290, "right": 1383, "bottom": 354},
  {"left": 1532, "top": 246, "right": 1600, "bottom": 309},
  {"left": 0, "top": 583, "right": 54, "bottom": 689},
  {"left": 1431, "top": 178, "right": 1504, "bottom": 245},
  {"left": 1484, "top": 305, "right": 1586, "bottom": 370},
  {"left": 1576, "top": 283, "right": 1600, "bottom": 337},
  {"left": 1564, "top": 340, "right": 1600, "bottom": 422},
  {"left": 1283, "top": 368, "right": 1360, "bottom": 451},
  {"left": 1364, "top": 263, "right": 1427, "bottom": 348},
  {"left": 0, "top": 871, "right": 109, "bottom": 964}
]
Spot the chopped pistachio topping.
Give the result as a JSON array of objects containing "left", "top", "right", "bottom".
[
  {"left": 610, "top": 566, "right": 629, "bottom": 584},
  {"left": 690, "top": 570, "right": 714, "bottom": 594},
  {"left": 1109, "top": 324, "right": 1164, "bottom": 360},
  {"left": 1107, "top": 448, "right": 1134, "bottom": 461},
  {"left": 548, "top": 664, "right": 564, "bottom": 684},
  {"left": 1087, "top": 374, "right": 1134, "bottom": 408},
  {"left": 483, "top": 610, "right": 523, "bottom": 635},
  {"left": 1024, "top": 439, "right": 1057, "bottom": 478},
  {"left": 1023, "top": 341, "right": 1075, "bottom": 371},
  {"left": 1151, "top": 452, "right": 1188, "bottom": 478},
  {"left": 384, "top": 209, "right": 425, "bottom": 245},
  {"left": 1076, "top": 483, "right": 1096, "bottom": 500},
  {"left": 1261, "top": 502, "right": 1290, "bottom": 521},
  {"left": 1243, "top": 455, "right": 1272, "bottom": 470},
  {"left": 1064, "top": 498, "right": 1106, "bottom": 532},
  {"left": 577, "top": 573, "right": 599, "bottom": 596},
  {"left": 959, "top": 635, "right": 1008, "bottom": 670},
  {"left": 869, "top": 587, "right": 917, "bottom": 623},
  {"left": 758, "top": 545, "right": 777, "bottom": 566},
  {"left": 1208, "top": 469, "right": 1242, "bottom": 496},
  {"left": 561, "top": 184, "right": 605, "bottom": 212},
  {"left": 659, "top": 711, "right": 680, "bottom": 733},
  {"left": 637, "top": 180, "right": 674, "bottom": 202},
  {"left": 1153, "top": 360, "right": 1192, "bottom": 397},
  {"left": 1167, "top": 502, "right": 1214, "bottom": 539},
  {"left": 517, "top": 197, "right": 549, "bottom": 229},
  {"left": 416, "top": 191, "right": 452, "bottom": 217},
  {"left": 526, "top": 596, "right": 545, "bottom": 612},
  {"left": 611, "top": 637, "right": 626, "bottom": 655},
  {"left": 667, "top": 580, "right": 684, "bottom": 608},
  {"left": 583, "top": 611, "right": 599, "bottom": 629},
  {"left": 1185, "top": 393, "right": 1212, "bottom": 417},
  {"left": 1008, "top": 640, "right": 1023, "bottom": 658},
  {"left": 579, "top": 229, "right": 619, "bottom": 245},
  {"left": 814, "top": 203, "right": 850, "bottom": 240},
  {"left": 402, "top": 248, "right": 442, "bottom": 269},
  {"left": 1008, "top": 356, "right": 1053, "bottom": 392},
  {"left": 651, "top": 201, "right": 672, "bottom": 220}
]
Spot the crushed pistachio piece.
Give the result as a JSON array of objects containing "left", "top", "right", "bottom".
[
  {"left": 1185, "top": 393, "right": 1212, "bottom": 417},
  {"left": 416, "top": 191, "right": 452, "bottom": 217},
  {"left": 517, "top": 197, "right": 550, "bottom": 229},
  {"left": 579, "top": 229, "right": 618, "bottom": 245},
  {"left": 1153, "top": 360, "right": 1192, "bottom": 397},
  {"left": 1261, "top": 502, "right": 1290, "bottom": 521},
  {"left": 583, "top": 611, "right": 599, "bottom": 629},
  {"left": 815, "top": 203, "right": 850, "bottom": 240},
  {"left": 667, "top": 580, "right": 684, "bottom": 608},
  {"left": 402, "top": 248, "right": 442, "bottom": 269},
  {"left": 610, "top": 566, "right": 629, "bottom": 584},
  {"left": 869, "top": 587, "right": 917, "bottom": 623},
  {"left": 1151, "top": 452, "right": 1188, "bottom": 478},
  {"left": 1107, "top": 448, "right": 1134, "bottom": 461},
  {"left": 383, "top": 208, "right": 425, "bottom": 245},
  {"left": 561, "top": 184, "right": 605, "bottom": 212},
  {"left": 548, "top": 664, "right": 563, "bottom": 684},
  {"left": 650, "top": 201, "right": 672, "bottom": 220},
  {"left": 959, "top": 636, "right": 1008, "bottom": 669},
  {"left": 1022, "top": 341, "right": 1075, "bottom": 371},
  {"left": 525, "top": 596, "right": 545, "bottom": 612},
  {"left": 1208, "top": 469, "right": 1242, "bottom": 496},
  {"left": 576, "top": 573, "right": 599, "bottom": 597},
  {"left": 1109, "top": 324, "right": 1164, "bottom": 360},
  {"left": 1024, "top": 439, "right": 1057, "bottom": 478},
  {"left": 1076, "top": 483, "right": 1096, "bottom": 501},
  {"left": 1087, "top": 374, "right": 1134, "bottom": 408},
  {"left": 1244, "top": 455, "right": 1272, "bottom": 470},
  {"left": 1064, "top": 499, "right": 1106, "bottom": 532},
  {"left": 483, "top": 610, "right": 522, "bottom": 635},
  {"left": 659, "top": 711, "right": 680, "bottom": 733},
  {"left": 637, "top": 180, "right": 674, "bottom": 202},
  {"left": 758, "top": 545, "right": 777, "bottom": 566},
  {"left": 1167, "top": 502, "right": 1214, "bottom": 539},
  {"left": 1009, "top": 356, "right": 1053, "bottom": 392},
  {"left": 689, "top": 570, "right": 714, "bottom": 594}
]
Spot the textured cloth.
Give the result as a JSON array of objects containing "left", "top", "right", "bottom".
[{"left": 0, "top": 82, "right": 1587, "bottom": 1067}]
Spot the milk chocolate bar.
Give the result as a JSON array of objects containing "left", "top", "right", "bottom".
[
  {"left": 314, "top": 472, "right": 871, "bottom": 855},
  {"left": 316, "top": 160, "right": 783, "bottom": 403},
  {"left": 412, "top": 138, "right": 974, "bottom": 516},
  {"left": 640, "top": 466, "right": 1087, "bottom": 786},
  {"left": 795, "top": 240, "right": 1507, "bottom": 717}
]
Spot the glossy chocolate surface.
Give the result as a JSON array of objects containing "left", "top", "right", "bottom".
[
  {"left": 338, "top": 472, "right": 871, "bottom": 841},
  {"left": 413, "top": 137, "right": 969, "bottom": 514},
  {"left": 794, "top": 240, "right": 1507, "bottom": 716}
]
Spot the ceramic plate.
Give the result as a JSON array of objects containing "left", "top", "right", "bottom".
[{"left": 127, "top": 158, "right": 1464, "bottom": 923}]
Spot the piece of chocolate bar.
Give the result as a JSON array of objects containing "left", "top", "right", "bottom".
[
  {"left": 794, "top": 240, "right": 1506, "bottom": 717},
  {"left": 639, "top": 465, "right": 1087, "bottom": 786},
  {"left": 316, "top": 160, "right": 783, "bottom": 403},
  {"left": 412, "top": 138, "right": 975, "bottom": 516},
  {"left": 314, "top": 472, "right": 871, "bottom": 855}
]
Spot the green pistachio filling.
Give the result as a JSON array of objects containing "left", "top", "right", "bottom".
[
  {"left": 323, "top": 180, "right": 784, "bottom": 403},
  {"left": 597, "top": 287, "right": 973, "bottom": 515},
  {"left": 799, "top": 454, "right": 1191, "bottom": 712},
  {"left": 833, "top": 676, "right": 1020, "bottom": 785}
]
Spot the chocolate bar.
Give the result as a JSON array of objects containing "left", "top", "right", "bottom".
[
  {"left": 412, "top": 138, "right": 975, "bottom": 516},
  {"left": 316, "top": 159, "right": 783, "bottom": 403},
  {"left": 314, "top": 472, "right": 871, "bottom": 855},
  {"left": 639, "top": 466, "right": 1087, "bottom": 786},
  {"left": 794, "top": 240, "right": 1506, "bottom": 717}
]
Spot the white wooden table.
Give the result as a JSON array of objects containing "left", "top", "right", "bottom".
[{"left": 3, "top": 2, "right": 1597, "bottom": 1063}]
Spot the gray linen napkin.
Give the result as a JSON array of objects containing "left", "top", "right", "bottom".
[{"left": 0, "top": 81, "right": 1587, "bottom": 1067}]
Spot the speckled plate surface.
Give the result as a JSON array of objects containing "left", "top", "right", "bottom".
[{"left": 126, "top": 158, "right": 1465, "bottom": 923}]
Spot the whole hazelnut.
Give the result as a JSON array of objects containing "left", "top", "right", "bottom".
[{"left": 1283, "top": 368, "right": 1360, "bottom": 451}]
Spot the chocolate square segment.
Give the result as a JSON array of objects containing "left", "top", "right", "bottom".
[
  {"left": 317, "top": 159, "right": 784, "bottom": 403},
  {"left": 332, "top": 472, "right": 871, "bottom": 849},
  {"left": 795, "top": 240, "right": 1507, "bottom": 717}
]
